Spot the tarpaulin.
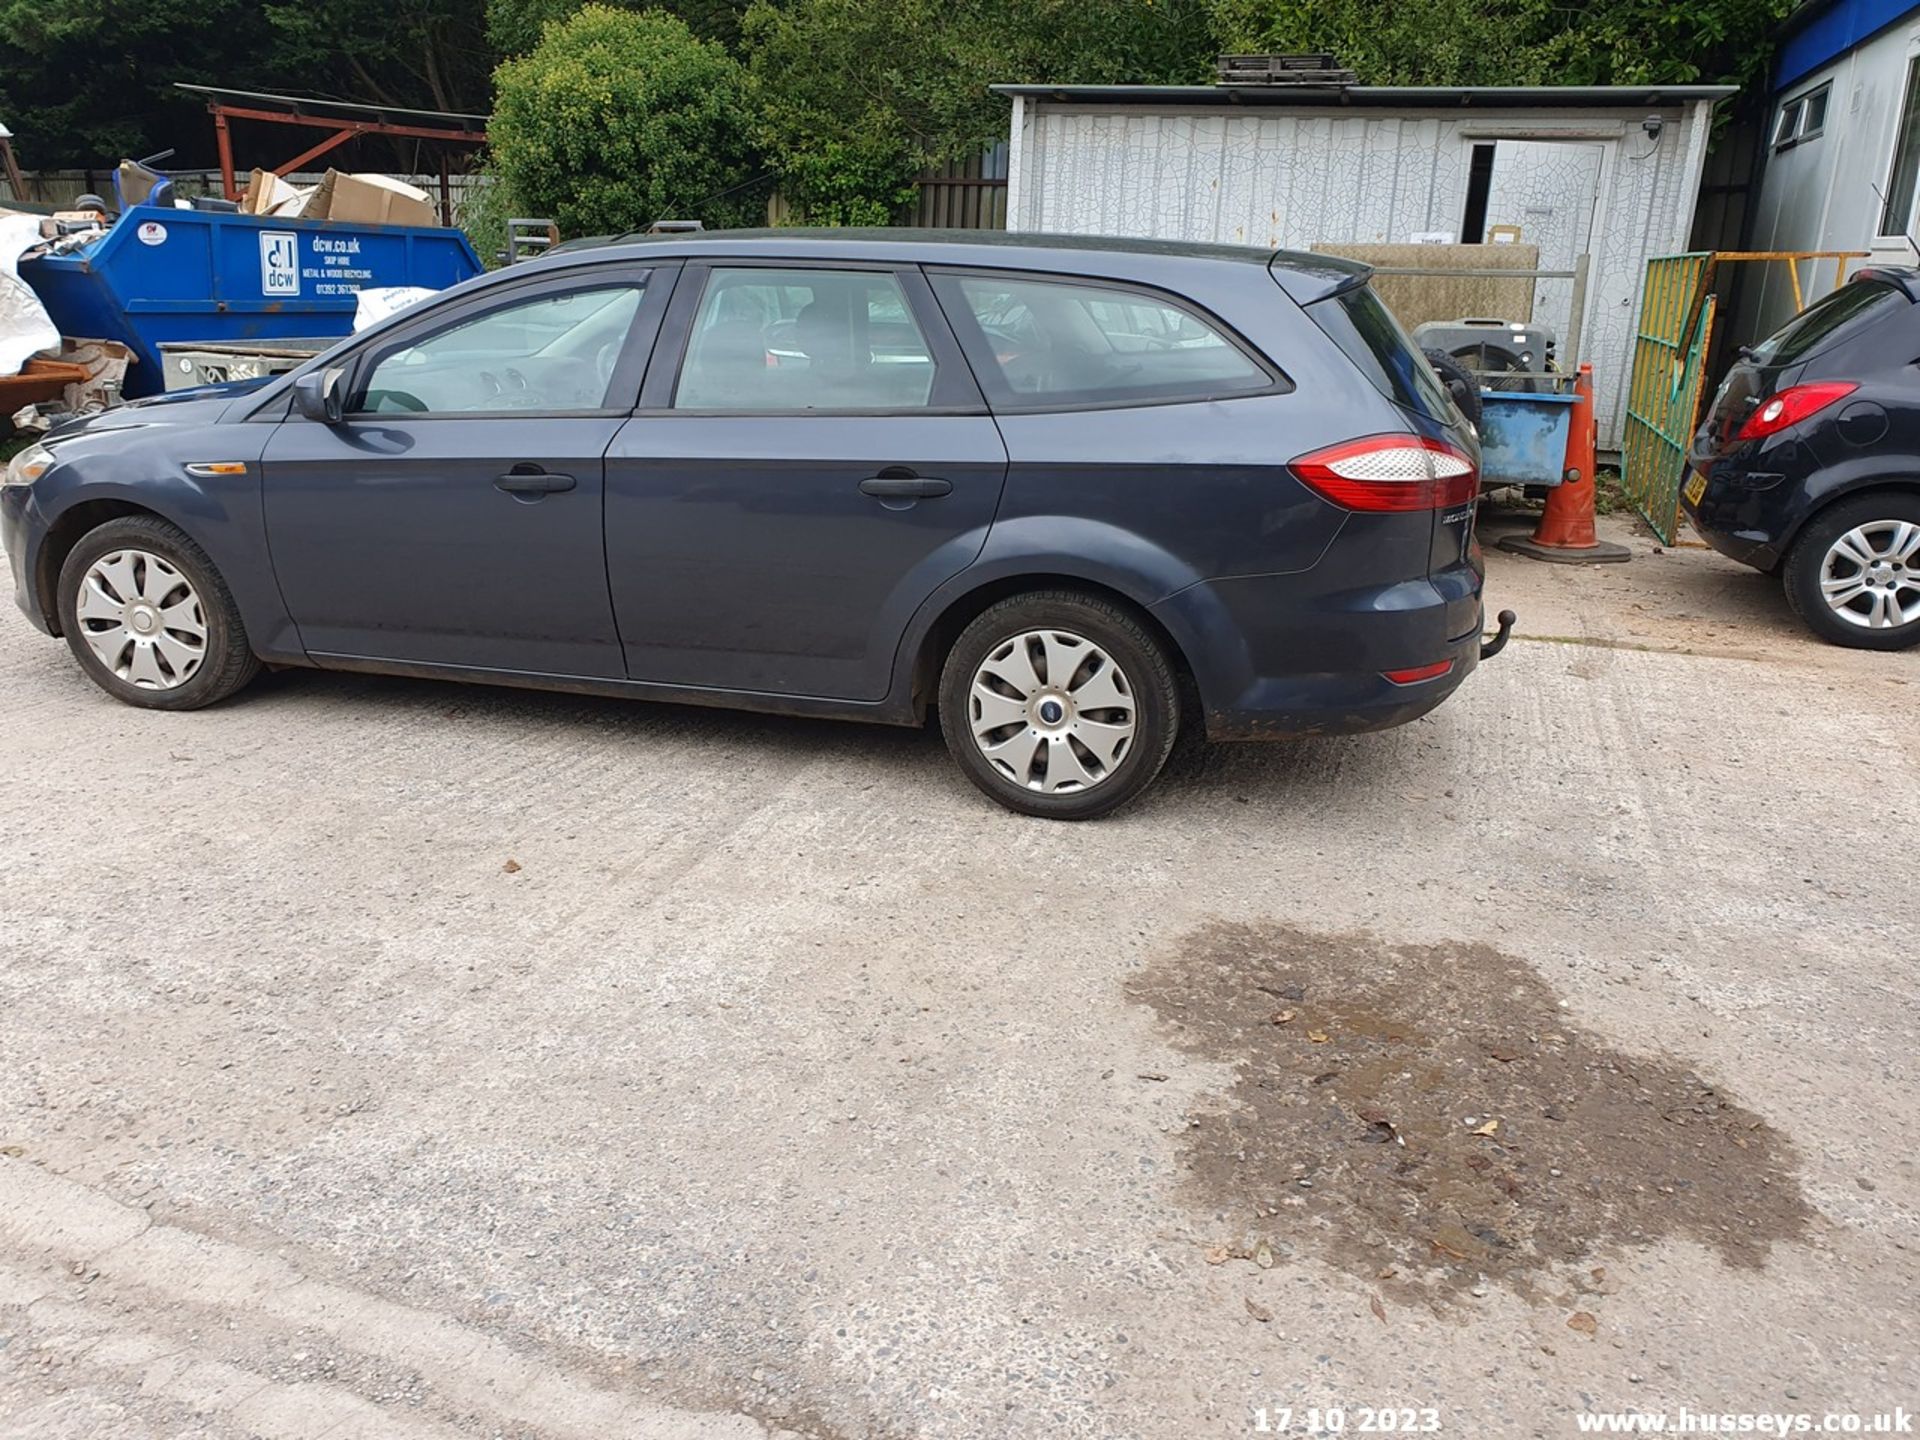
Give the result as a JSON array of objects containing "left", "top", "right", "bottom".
[{"left": 0, "top": 212, "right": 59, "bottom": 375}]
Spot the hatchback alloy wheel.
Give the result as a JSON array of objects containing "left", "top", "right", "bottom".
[
  {"left": 1783, "top": 494, "right": 1920, "bottom": 651},
  {"left": 1819, "top": 520, "right": 1920, "bottom": 631}
]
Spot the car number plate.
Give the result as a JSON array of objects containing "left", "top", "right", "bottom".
[{"left": 1683, "top": 470, "right": 1707, "bottom": 506}]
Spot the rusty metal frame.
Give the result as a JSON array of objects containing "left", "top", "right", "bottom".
[
  {"left": 177, "top": 85, "right": 487, "bottom": 226},
  {"left": 0, "top": 133, "right": 27, "bottom": 204}
]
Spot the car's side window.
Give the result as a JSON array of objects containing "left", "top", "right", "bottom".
[
  {"left": 353, "top": 283, "right": 647, "bottom": 416},
  {"left": 941, "top": 273, "right": 1273, "bottom": 408},
  {"left": 674, "top": 267, "right": 936, "bottom": 412}
]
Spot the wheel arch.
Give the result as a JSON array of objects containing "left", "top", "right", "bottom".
[
  {"left": 1780, "top": 476, "right": 1920, "bottom": 562},
  {"left": 34, "top": 498, "right": 177, "bottom": 638},
  {"left": 904, "top": 572, "right": 1200, "bottom": 722}
]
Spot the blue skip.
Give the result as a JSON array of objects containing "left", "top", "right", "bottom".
[
  {"left": 1477, "top": 390, "right": 1579, "bottom": 487},
  {"left": 22, "top": 204, "right": 482, "bottom": 397}
]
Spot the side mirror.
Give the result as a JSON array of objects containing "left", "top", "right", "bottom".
[{"left": 292, "top": 366, "right": 346, "bottom": 424}]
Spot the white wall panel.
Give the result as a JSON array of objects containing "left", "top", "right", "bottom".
[{"left": 1009, "top": 101, "right": 1721, "bottom": 449}]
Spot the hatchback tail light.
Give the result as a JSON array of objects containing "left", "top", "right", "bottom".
[
  {"left": 1734, "top": 382, "right": 1858, "bottom": 442},
  {"left": 1290, "top": 435, "right": 1479, "bottom": 512}
]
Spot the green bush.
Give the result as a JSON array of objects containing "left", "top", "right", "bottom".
[
  {"left": 765, "top": 131, "right": 920, "bottom": 229},
  {"left": 487, "top": 0, "right": 750, "bottom": 57},
  {"left": 489, "top": 5, "right": 765, "bottom": 239},
  {"left": 453, "top": 167, "right": 514, "bottom": 268}
]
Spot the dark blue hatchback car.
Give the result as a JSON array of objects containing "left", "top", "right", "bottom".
[
  {"left": 2, "top": 230, "right": 1496, "bottom": 818},
  {"left": 1685, "top": 266, "right": 1920, "bottom": 650}
]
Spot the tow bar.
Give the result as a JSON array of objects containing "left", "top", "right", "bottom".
[{"left": 1481, "top": 609, "right": 1517, "bottom": 661}]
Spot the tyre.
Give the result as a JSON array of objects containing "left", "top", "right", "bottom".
[
  {"left": 1424, "top": 348, "right": 1484, "bottom": 429},
  {"left": 1781, "top": 492, "right": 1920, "bottom": 650},
  {"left": 938, "top": 590, "right": 1181, "bottom": 820},
  {"left": 1447, "top": 340, "right": 1539, "bottom": 395},
  {"left": 55, "top": 515, "right": 261, "bottom": 709}
]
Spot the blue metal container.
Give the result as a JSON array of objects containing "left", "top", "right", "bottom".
[
  {"left": 21, "top": 204, "right": 482, "bottom": 397},
  {"left": 1478, "top": 391, "right": 1578, "bottom": 487}
]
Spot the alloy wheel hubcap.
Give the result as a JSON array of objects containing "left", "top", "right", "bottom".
[
  {"left": 75, "top": 549, "right": 207, "bottom": 689},
  {"left": 968, "top": 629, "right": 1136, "bottom": 793},
  {"left": 1820, "top": 520, "right": 1920, "bottom": 630}
]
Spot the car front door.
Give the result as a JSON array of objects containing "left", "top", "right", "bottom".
[
  {"left": 603, "top": 261, "right": 1008, "bottom": 700},
  {"left": 262, "top": 263, "right": 672, "bottom": 677}
]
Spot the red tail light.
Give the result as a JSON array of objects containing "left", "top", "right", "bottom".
[
  {"left": 1290, "top": 435, "right": 1479, "bottom": 512},
  {"left": 1734, "top": 382, "right": 1858, "bottom": 442}
]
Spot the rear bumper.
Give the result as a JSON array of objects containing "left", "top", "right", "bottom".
[
  {"left": 1197, "top": 630, "right": 1481, "bottom": 739},
  {"left": 1152, "top": 564, "right": 1486, "bottom": 742},
  {"left": 1680, "top": 465, "right": 1800, "bottom": 572}
]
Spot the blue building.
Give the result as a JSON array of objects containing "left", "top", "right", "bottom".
[{"left": 1743, "top": 0, "right": 1920, "bottom": 335}]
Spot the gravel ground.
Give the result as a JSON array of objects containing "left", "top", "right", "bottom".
[{"left": 2, "top": 510, "right": 1916, "bottom": 1439}]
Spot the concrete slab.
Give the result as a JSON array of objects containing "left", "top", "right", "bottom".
[{"left": 1, "top": 515, "right": 1914, "bottom": 1438}]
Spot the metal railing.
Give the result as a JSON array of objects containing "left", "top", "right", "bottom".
[{"left": 504, "top": 218, "right": 559, "bottom": 266}]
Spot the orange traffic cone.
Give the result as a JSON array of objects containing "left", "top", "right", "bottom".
[{"left": 1498, "top": 363, "right": 1631, "bottom": 564}]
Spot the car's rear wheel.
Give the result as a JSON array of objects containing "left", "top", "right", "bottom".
[
  {"left": 1783, "top": 493, "right": 1920, "bottom": 650},
  {"left": 938, "top": 591, "right": 1180, "bottom": 820},
  {"left": 55, "top": 515, "right": 260, "bottom": 709}
]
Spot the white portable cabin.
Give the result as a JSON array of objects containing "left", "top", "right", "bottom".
[
  {"left": 994, "top": 82, "right": 1734, "bottom": 451},
  {"left": 1742, "top": 0, "right": 1920, "bottom": 343}
]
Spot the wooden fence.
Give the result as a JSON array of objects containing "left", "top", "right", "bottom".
[
  {"left": 911, "top": 146, "right": 1008, "bottom": 230},
  {"left": 766, "top": 146, "right": 1009, "bottom": 229}
]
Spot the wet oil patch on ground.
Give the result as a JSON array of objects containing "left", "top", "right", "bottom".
[{"left": 1133, "top": 923, "right": 1812, "bottom": 1304}]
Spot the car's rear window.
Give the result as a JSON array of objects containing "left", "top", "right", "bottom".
[
  {"left": 1750, "top": 278, "right": 1908, "bottom": 366},
  {"left": 933, "top": 272, "right": 1275, "bottom": 409},
  {"left": 1306, "top": 283, "right": 1457, "bottom": 424}
]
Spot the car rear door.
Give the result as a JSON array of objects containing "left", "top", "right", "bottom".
[
  {"left": 261, "top": 263, "right": 673, "bottom": 677},
  {"left": 602, "top": 260, "right": 1008, "bottom": 700}
]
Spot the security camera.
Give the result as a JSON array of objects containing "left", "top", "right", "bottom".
[{"left": 1642, "top": 115, "right": 1664, "bottom": 140}]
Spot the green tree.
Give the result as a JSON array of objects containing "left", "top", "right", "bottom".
[
  {"left": 0, "top": 0, "right": 278, "bottom": 168},
  {"left": 488, "top": 5, "right": 764, "bottom": 236},
  {"left": 486, "top": 0, "right": 751, "bottom": 57},
  {"left": 1207, "top": 0, "right": 1792, "bottom": 93},
  {"left": 742, "top": 0, "right": 1216, "bottom": 224},
  {"left": 263, "top": 0, "right": 495, "bottom": 115},
  {"left": 0, "top": 0, "right": 492, "bottom": 171}
]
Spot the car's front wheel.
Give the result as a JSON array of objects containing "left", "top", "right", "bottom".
[
  {"left": 1783, "top": 493, "right": 1920, "bottom": 650},
  {"left": 938, "top": 591, "right": 1181, "bottom": 820},
  {"left": 55, "top": 515, "right": 261, "bottom": 709}
]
